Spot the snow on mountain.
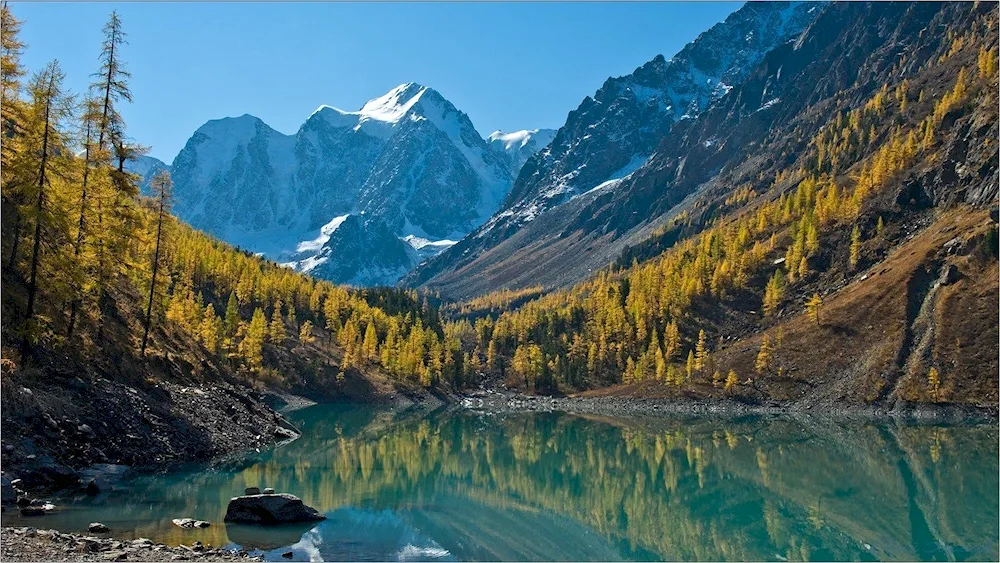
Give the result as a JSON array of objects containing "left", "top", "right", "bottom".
[
  {"left": 125, "top": 154, "right": 169, "bottom": 195},
  {"left": 160, "top": 83, "right": 549, "bottom": 286},
  {"left": 487, "top": 128, "right": 557, "bottom": 180},
  {"left": 484, "top": 1, "right": 824, "bottom": 230},
  {"left": 406, "top": 1, "right": 825, "bottom": 292}
]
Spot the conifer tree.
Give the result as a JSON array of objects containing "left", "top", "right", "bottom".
[
  {"left": 223, "top": 291, "right": 240, "bottom": 336},
  {"left": 755, "top": 335, "right": 773, "bottom": 374},
  {"left": 140, "top": 171, "right": 172, "bottom": 356},
  {"left": 299, "top": 320, "right": 314, "bottom": 344},
  {"left": 694, "top": 329, "right": 708, "bottom": 372},
  {"left": 362, "top": 322, "right": 378, "bottom": 360},
  {"left": 928, "top": 367, "right": 941, "bottom": 400},
  {"left": 724, "top": 370, "right": 738, "bottom": 392},
  {"left": 806, "top": 293, "right": 823, "bottom": 325},
  {"left": 269, "top": 310, "right": 285, "bottom": 344},
  {"left": 850, "top": 225, "right": 862, "bottom": 270},
  {"left": 68, "top": 10, "right": 135, "bottom": 338},
  {"left": 19, "top": 61, "right": 74, "bottom": 353}
]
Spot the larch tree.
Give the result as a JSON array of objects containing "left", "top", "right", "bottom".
[
  {"left": 755, "top": 334, "right": 773, "bottom": 375},
  {"left": 140, "top": 170, "right": 172, "bottom": 356},
  {"left": 694, "top": 329, "right": 708, "bottom": 372},
  {"left": 806, "top": 293, "right": 824, "bottom": 325},
  {"left": 68, "top": 10, "right": 135, "bottom": 339},
  {"left": 19, "top": 61, "right": 74, "bottom": 355},
  {"left": 2, "top": 2, "right": 26, "bottom": 265},
  {"left": 849, "top": 225, "right": 862, "bottom": 270},
  {"left": 299, "top": 320, "right": 314, "bottom": 344}
]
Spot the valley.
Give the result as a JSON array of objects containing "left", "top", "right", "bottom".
[{"left": 0, "top": 1, "right": 997, "bottom": 561}]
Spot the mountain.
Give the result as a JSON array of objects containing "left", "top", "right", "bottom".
[
  {"left": 487, "top": 128, "right": 557, "bottom": 179},
  {"left": 405, "top": 1, "right": 825, "bottom": 296},
  {"left": 128, "top": 154, "right": 169, "bottom": 194},
  {"left": 425, "top": 1, "right": 998, "bottom": 406},
  {"left": 156, "top": 83, "right": 547, "bottom": 286}
]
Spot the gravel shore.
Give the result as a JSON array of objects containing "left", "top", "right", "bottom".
[{"left": 0, "top": 527, "right": 259, "bottom": 562}]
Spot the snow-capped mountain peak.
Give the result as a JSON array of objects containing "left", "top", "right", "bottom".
[
  {"left": 157, "top": 82, "right": 550, "bottom": 287},
  {"left": 309, "top": 82, "right": 431, "bottom": 133},
  {"left": 488, "top": 129, "right": 557, "bottom": 152}
]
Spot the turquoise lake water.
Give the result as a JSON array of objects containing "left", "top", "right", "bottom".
[{"left": 3, "top": 404, "right": 997, "bottom": 561}]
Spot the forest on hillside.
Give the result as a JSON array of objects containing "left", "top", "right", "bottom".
[
  {"left": 0, "top": 7, "right": 469, "bottom": 396},
  {"left": 1, "top": 4, "right": 997, "bottom": 411}
]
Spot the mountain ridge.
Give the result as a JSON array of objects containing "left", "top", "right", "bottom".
[
  {"left": 405, "top": 1, "right": 826, "bottom": 295},
  {"left": 131, "top": 83, "right": 555, "bottom": 286}
]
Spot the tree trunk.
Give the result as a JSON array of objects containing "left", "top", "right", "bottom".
[
  {"left": 140, "top": 195, "right": 165, "bottom": 356},
  {"left": 65, "top": 131, "right": 91, "bottom": 340}
]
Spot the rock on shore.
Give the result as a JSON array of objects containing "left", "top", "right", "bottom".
[{"left": 0, "top": 527, "right": 259, "bottom": 561}]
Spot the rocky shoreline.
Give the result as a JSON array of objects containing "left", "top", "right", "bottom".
[
  {"left": 455, "top": 389, "right": 999, "bottom": 423},
  {"left": 0, "top": 527, "right": 259, "bottom": 562},
  {"left": 0, "top": 375, "right": 310, "bottom": 494}
]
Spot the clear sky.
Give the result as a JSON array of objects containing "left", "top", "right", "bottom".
[{"left": 13, "top": 2, "right": 741, "bottom": 162}]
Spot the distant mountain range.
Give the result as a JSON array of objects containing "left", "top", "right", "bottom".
[{"left": 130, "top": 84, "right": 555, "bottom": 285}]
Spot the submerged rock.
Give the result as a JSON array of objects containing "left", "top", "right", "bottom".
[{"left": 223, "top": 493, "right": 325, "bottom": 525}]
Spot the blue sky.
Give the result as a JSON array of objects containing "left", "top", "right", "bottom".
[{"left": 13, "top": 2, "right": 741, "bottom": 162}]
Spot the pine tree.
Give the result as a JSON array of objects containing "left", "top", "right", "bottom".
[
  {"left": 241, "top": 308, "right": 267, "bottom": 373},
  {"left": 140, "top": 171, "right": 172, "bottom": 356},
  {"left": 68, "top": 11, "right": 136, "bottom": 339},
  {"left": 0, "top": 3, "right": 25, "bottom": 180}
]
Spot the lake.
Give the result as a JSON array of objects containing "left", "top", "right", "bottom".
[{"left": 3, "top": 404, "right": 997, "bottom": 561}]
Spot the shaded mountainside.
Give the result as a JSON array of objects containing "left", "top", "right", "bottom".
[
  {"left": 407, "top": 1, "right": 997, "bottom": 299},
  {"left": 423, "top": 1, "right": 998, "bottom": 410},
  {"left": 405, "top": 1, "right": 824, "bottom": 293}
]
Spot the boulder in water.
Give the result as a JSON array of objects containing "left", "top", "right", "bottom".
[
  {"left": 244, "top": 487, "right": 261, "bottom": 495},
  {"left": 223, "top": 493, "right": 325, "bottom": 525},
  {"left": 173, "top": 518, "right": 210, "bottom": 529},
  {"left": 88, "top": 522, "right": 109, "bottom": 533}
]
